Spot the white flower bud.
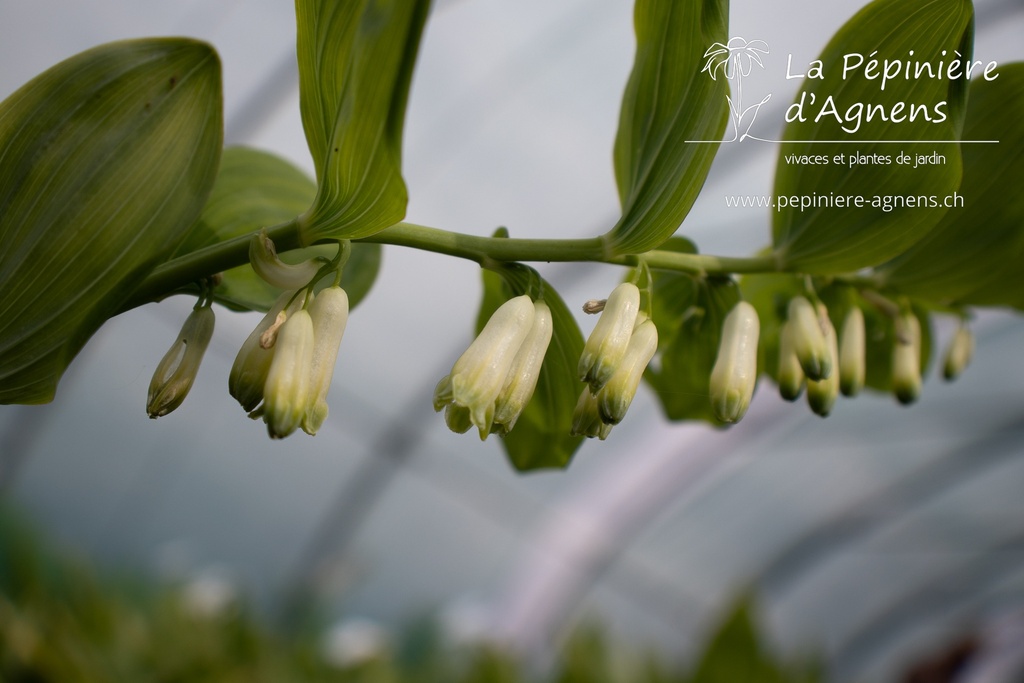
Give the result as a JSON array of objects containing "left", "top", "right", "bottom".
[
  {"left": 302, "top": 286, "right": 349, "bottom": 435},
  {"left": 492, "top": 301, "right": 554, "bottom": 435},
  {"left": 806, "top": 309, "right": 839, "bottom": 417},
  {"left": 777, "top": 320, "right": 804, "bottom": 402},
  {"left": 709, "top": 301, "right": 759, "bottom": 423},
  {"left": 263, "top": 309, "right": 315, "bottom": 438},
  {"left": 433, "top": 295, "right": 535, "bottom": 440},
  {"left": 787, "top": 296, "right": 831, "bottom": 381},
  {"left": 578, "top": 282, "right": 640, "bottom": 391},
  {"left": 249, "top": 228, "right": 324, "bottom": 290},
  {"left": 597, "top": 318, "right": 658, "bottom": 425},
  {"left": 229, "top": 290, "right": 301, "bottom": 413},
  {"left": 839, "top": 307, "right": 865, "bottom": 397},
  {"left": 570, "top": 388, "right": 612, "bottom": 441},
  {"left": 147, "top": 306, "right": 215, "bottom": 418},
  {"left": 942, "top": 324, "right": 973, "bottom": 381},
  {"left": 892, "top": 312, "right": 922, "bottom": 405}
]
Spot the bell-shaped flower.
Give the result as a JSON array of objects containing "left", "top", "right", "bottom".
[
  {"left": 942, "top": 324, "right": 973, "bottom": 381},
  {"left": 249, "top": 229, "right": 324, "bottom": 290},
  {"left": 263, "top": 309, "right": 315, "bottom": 438},
  {"left": 709, "top": 301, "right": 759, "bottom": 423},
  {"left": 597, "top": 318, "right": 658, "bottom": 425},
  {"left": 777, "top": 319, "right": 804, "bottom": 401},
  {"left": 302, "top": 286, "right": 349, "bottom": 435},
  {"left": 787, "top": 296, "right": 832, "bottom": 381},
  {"left": 839, "top": 307, "right": 866, "bottom": 397},
  {"left": 570, "top": 388, "right": 612, "bottom": 441},
  {"left": 434, "top": 295, "right": 535, "bottom": 440},
  {"left": 147, "top": 305, "right": 215, "bottom": 418},
  {"left": 492, "top": 301, "right": 554, "bottom": 435},
  {"left": 806, "top": 308, "right": 839, "bottom": 417},
  {"left": 578, "top": 282, "right": 640, "bottom": 392},
  {"left": 892, "top": 312, "right": 922, "bottom": 405},
  {"left": 229, "top": 290, "right": 300, "bottom": 413}
]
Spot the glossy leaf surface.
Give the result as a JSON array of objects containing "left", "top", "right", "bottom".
[
  {"left": 772, "top": 0, "right": 973, "bottom": 272},
  {"left": 295, "top": 0, "right": 430, "bottom": 244},
  {"left": 879, "top": 63, "right": 1024, "bottom": 309},
  {"left": 0, "top": 39, "right": 222, "bottom": 404},
  {"left": 606, "top": 0, "right": 730, "bottom": 255}
]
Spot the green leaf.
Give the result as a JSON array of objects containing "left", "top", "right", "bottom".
[
  {"left": 877, "top": 63, "right": 1024, "bottom": 309},
  {"left": 177, "top": 147, "right": 381, "bottom": 312},
  {"left": 644, "top": 244, "right": 739, "bottom": 424},
  {"left": 478, "top": 265, "right": 585, "bottom": 471},
  {"left": 690, "top": 597, "right": 786, "bottom": 683},
  {"left": 295, "top": 0, "right": 431, "bottom": 244},
  {"left": 772, "top": 0, "right": 973, "bottom": 273},
  {"left": 606, "top": 0, "right": 730, "bottom": 255},
  {"left": 0, "top": 39, "right": 222, "bottom": 404}
]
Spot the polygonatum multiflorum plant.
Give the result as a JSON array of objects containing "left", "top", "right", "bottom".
[{"left": 1, "top": 0, "right": 1022, "bottom": 471}]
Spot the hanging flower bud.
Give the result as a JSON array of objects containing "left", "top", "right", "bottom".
[
  {"left": 302, "top": 286, "right": 349, "bottom": 436},
  {"left": 787, "top": 296, "right": 832, "bottom": 381},
  {"left": 598, "top": 318, "right": 658, "bottom": 425},
  {"left": 578, "top": 282, "right": 640, "bottom": 392},
  {"left": 777, "top": 320, "right": 804, "bottom": 401},
  {"left": 434, "top": 295, "right": 535, "bottom": 440},
  {"left": 892, "top": 312, "right": 922, "bottom": 405},
  {"left": 229, "top": 290, "right": 300, "bottom": 413},
  {"left": 806, "top": 307, "right": 839, "bottom": 417},
  {"left": 709, "top": 301, "right": 760, "bottom": 423},
  {"left": 249, "top": 229, "right": 324, "bottom": 290},
  {"left": 570, "top": 388, "right": 612, "bottom": 440},
  {"left": 147, "top": 305, "right": 215, "bottom": 418},
  {"left": 942, "top": 324, "right": 974, "bottom": 381},
  {"left": 492, "top": 301, "right": 554, "bottom": 435},
  {"left": 263, "top": 309, "right": 315, "bottom": 438},
  {"left": 839, "top": 307, "right": 866, "bottom": 397}
]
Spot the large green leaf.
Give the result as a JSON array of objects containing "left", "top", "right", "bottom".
[
  {"left": 295, "top": 0, "right": 431, "bottom": 244},
  {"left": 177, "top": 147, "right": 381, "bottom": 312},
  {"left": 878, "top": 63, "right": 1024, "bottom": 308},
  {"left": 772, "top": 0, "right": 973, "bottom": 273},
  {"left": 477, "top": 265, "right": 585, "bottom": 471},
  {"left": 644, "top": 241, "right": 740, "bottom": 424},
  {"left": 606, "top": 0, "right": 730, "bottom": 255},
  {"left": 0, "top": 39, "right": 222, "bottom": 404}
]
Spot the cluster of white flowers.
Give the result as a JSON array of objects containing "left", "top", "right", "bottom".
[
  {"left": 433, "top": 295, "right": 553, "bottom": 440},
  {"left": 228, "top": 231, "right": 348, "bottom": 438},
  {"left": 773, "top": 295, "right": 971, "bottom": 415},
  {"left": 571, "top": 282, "right": 658, "bottom": 440}
]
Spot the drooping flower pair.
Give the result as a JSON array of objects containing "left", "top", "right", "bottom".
[
  {"left": 229, "top": 231, "right": 348, "bottom": 438},
  {"left": 433, "top": 295, "right": 553, "bottom": 440},
  {"left": 572, "top": 282, "right": 658, "bottom": 440}
]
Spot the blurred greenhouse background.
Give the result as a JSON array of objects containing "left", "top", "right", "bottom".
[{"left": 2, "top": 0, "right": 1024, "bottom": 681}]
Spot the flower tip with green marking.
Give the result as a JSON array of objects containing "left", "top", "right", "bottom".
[
  {"left": 709, "top": 301, "right": 759, "bottom": 424},
  {"left": 263, "top": 309, "right": 315, "bottom": 439},
  {"left": 942, "top": 324, "right": 973, "bottom": 382},
  {"left": 434, "top": 295, "right": 538, "bottom": 440},
  {"left": 787, "top": 296, "right": 832, "bottom": 382},
  {"left": 892, "top": 313, "right": 922, "bottom": 406},
  {"left": 578, "top": 282, "right": 640, "bottom": 392},
  {"left": 839, "top": 307, "right": 865, "bottom": 397},
  {"left": 147, "top": 305, "right": 215, "bottom": 418},
  {"left": 597, "top": 318, "right": 658, "bottom": 425}
]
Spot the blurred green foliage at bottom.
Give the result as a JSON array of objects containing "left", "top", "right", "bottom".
[{"left": 0, "top": 507, "right": 819, "bottom": 682}]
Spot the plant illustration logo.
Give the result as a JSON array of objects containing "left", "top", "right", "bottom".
[{"left": 702, "top": 37, "right": 771, "bottom": 142}]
